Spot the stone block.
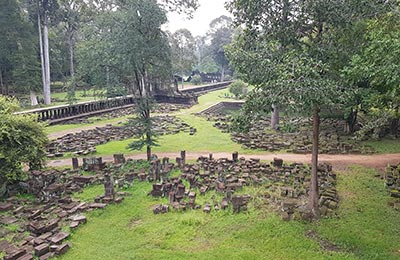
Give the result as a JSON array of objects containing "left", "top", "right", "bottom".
[
  {"left": 34, "top": 243, "right": 49, "bottom": 257},
  {"left": 50, "top": 232, "right": 69, "bottom": 244}
]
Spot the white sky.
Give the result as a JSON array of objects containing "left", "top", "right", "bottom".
[{"left": 164, "top": 0, "right": 232, "bottom": 37}]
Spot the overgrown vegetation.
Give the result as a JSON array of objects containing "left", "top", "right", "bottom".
[{"left": 0, "top": 96, "right": 48, "bottom": 197}]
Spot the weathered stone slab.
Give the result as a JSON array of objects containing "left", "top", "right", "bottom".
[
  {"left": 3, "top": 248, "right": 26, "bottom": 260},
  {"left": 55, "top": 243, "right": 70, "bottom": 255},
  {"left": 34, "top": 243, "right": 49, "bottom": 257},
  {"left": 0, "top": 216, "right": 18, "bottom": 225},
  {"left": 50, "top": 232, "right": 69, "bottom": 244},
  {"left": 0, "top": 202, "right": 13, "bottom": 212},
  {"left": 89, "top": 203, "right": 107, "bottom": 209},
  {"left": 0, "top": 240, "right": 11, "bottom": 251},
  {"left": 15, "top": 253, "right": 33, "bottom": 260},
  {"left": 38, "top": 252, "right": 54, "bottom": 260}
]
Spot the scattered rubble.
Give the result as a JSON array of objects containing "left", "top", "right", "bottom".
[
  {"left": 200, "top": 113, "right": 374, "bottom": 154},
  {"left": 47, "top": 115, "right": 194, "bottom": 157}
]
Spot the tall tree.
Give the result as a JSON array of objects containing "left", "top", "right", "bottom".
[
  {"left": 170, "top": 29, "right": 196, "bottom": 88},
  {"left": 78, "top": 0, "right": 172, "bottom": 160},
  {"left": 207, "top": 15, "right": 233, "bottom": 81},
  {"left": 35, "top": 0, "right": 58, "bottom": 105},
  {"left": 345, "top": 12, "right": 400, "bottom": 137},
  {"left": 0, "top": 0, "right": 41, "bottom": 105},
  {"left": 227, "top": 0, "right": 395, "bottom": 218},
  {"left": 58, "top": 0, "right": 91, "bottom": 80}
]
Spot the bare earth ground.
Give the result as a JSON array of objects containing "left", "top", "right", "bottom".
[{"left": 47, "top": 152, "right": 400, "bottom": 172}]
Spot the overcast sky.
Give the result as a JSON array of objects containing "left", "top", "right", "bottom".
[{"left": 164, "top": 0, "right": 232, "bottom": 37}]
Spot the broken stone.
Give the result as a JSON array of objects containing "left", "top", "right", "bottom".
[
  {"left": 34, "top": 243, "right": 49, "bottom": 257},
  {"left": 38, "top": 252, "right": 54, "bottom": 260},
  {"left": 3, "top": 248, "right": 26, "bottom": 260},
  {"left": 0, "top": 202, "right": 13, "bottom": 212},
  {"left": 54, "top": 243, "right": 70, "bottom": 255},
  {"left": 50, "top": 232, "right": 69, "bottom": 244}
]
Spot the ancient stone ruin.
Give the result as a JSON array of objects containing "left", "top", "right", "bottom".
[
  {"left": 200, "top": 113, "right": 374, "bottom": 154},
  {"left": 47, "top": 115, "right": 194, "bottom": 157},
  {"left": 148, "top": 152, "right": 339, "bottom": 220},
  {"left": 60, "top": 103, "right": 192, "bottom": 125},
  {"left": 0, "top": 153, "right": 341, "bottom": 259},
  {"left": 385, "top": 163, "right": 400, "bottom": 211},
  {"left": 0, "top": 155, "right": 136, "bottom": 260}
]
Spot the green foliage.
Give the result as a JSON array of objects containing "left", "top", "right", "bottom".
[
  {"left": 194, "top": 56, "right": 219, "bottom": 73},
  {"left": 355, "top": 109, "right": 398, "bottom": 140},
  {"left": 0, "top": 0, "right": 41, "bottom": 95},
  {"left": 191, "top": 74, "right": 202, "bottom": 85},
  {"left": 228, "top": 80, "right": 247, "bottom": 98},
  {"left": 0, "top": 96, "right": 48, "bottom": 188},
  {"left": 208, "top": 16, "right": 233, "bottom": 78},
  {"left": 343, "top": 13, "right": 400, "bottom": 137},
  {"left": 230, "top": 110, "right": 252, "bottom": 133},
  {"left": 224, "top": 75, "right": 233, "bottom": 81},
  {"left": 170, "top": 29, "right": 197, "bottom": 77},
  {"left": 126, "top": 97, "right": 159, "bottom": 154},
  {"left": 77, "top": 0, "right": 172, "bottom": 95}
]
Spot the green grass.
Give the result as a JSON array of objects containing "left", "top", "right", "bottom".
[
  {"left": 57, "top": 164, "right": 400, "bottom": 260},
  {"left": 314, "top": 166, "right": 400, "bottom": 259},
  {"left": 362, "top": 138, "right": 400, "bottom": 153},
  {"left": 46, "top": 88, "right": 233, "bottom": 137},
  {"left": 57, "top": 182, "right": 348, "bottom": 260},
  {"left": 95, "top": 89, "right": 265, "bottom": 155}
]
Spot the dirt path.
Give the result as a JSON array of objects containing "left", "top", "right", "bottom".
[{"left": 47, "top": 152, "right": 400, "bottom": 171}]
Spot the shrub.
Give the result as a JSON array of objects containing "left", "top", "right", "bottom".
[
  {"left": 0, "top": 96, "right": 48, "bottom": 197},
  {"left": 191, "top": 75, "right": 202, "bottom": 85},
  {"left": 229, "top": 80, "right": 248, "bottom": 99}
]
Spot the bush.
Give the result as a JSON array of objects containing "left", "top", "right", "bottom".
[
  {"left": 191, "top": 75, "right": 202, "bottom": 85},
  {"left": 224, "top": 75, "right": 233, "bottom": 81},
  {"left": 229, "top": 80, "right": 248, "bottom": 98},
  {"left": 0, "top": 96, "right": 48, "bottom": 196}
]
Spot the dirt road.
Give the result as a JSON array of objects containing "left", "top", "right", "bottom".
[{"left": 47, "top": 152, "right": 400, "bottom": 171}]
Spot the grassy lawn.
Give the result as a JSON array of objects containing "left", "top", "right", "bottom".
[
  {"left": 45, "top": 88, "right": 232, "bottom": 136},
  {"left": 95, "top": 89, "right": 265, "bottom": 155},
  {"left": 362, "top": 138, "right": 400, "bottom": 153},
  {"left": 55, "top": 165, "right": 400, "bottom": 260},
  {"left": 314, "top": 166, "right": 400, "bottom": 260}
]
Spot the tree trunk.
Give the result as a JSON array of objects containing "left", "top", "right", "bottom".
[
  {"left": 43, "top": 12, "right": 51, "bottom": 105},
  {"left": 309, "top": 107, "right": 320, "bottom": 219},
  {"left": 37, "top": 8, "right": 46, "bottom": 104},
  {"left": 30, "top": 91, "right": 39, "bottom": 106},
  {"left": 220, "top": 66, "right": 225, "bottom": 82},
  {"left": 345, "top": 108, "right": 358, "bottom": 134},
  {"left": 271, "top": 104, "right": 280, "bottom": 129},
  {"left": 390, "top": 118, "right": 399, "bottom": 136},
  {"left": 0, "top": 68, "right": 4, "bottom": 95},
  {"left": 68, "top": 29, "right": 75, "bottom": 78},
  {"left": 146, "top": 144, "right": 151, "bottom": 161}
]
